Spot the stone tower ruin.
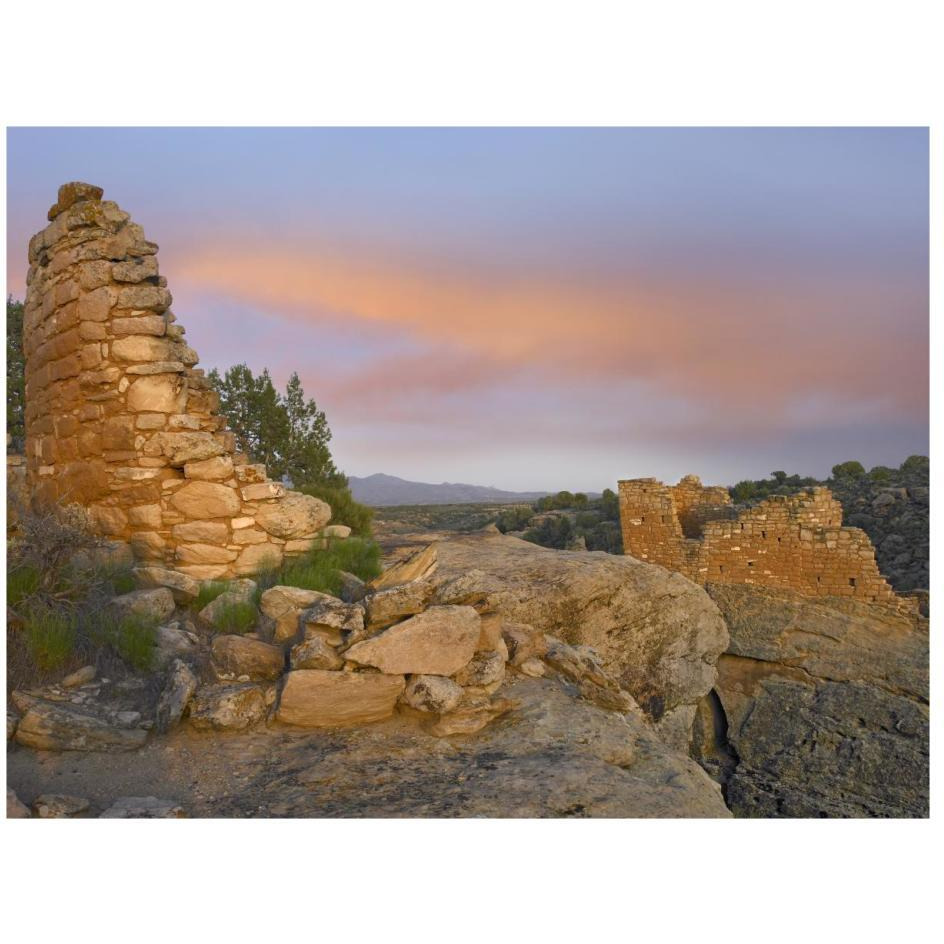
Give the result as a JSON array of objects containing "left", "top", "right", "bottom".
[
  {"left": 618, "top": 475, "right": 914, "bottom": 611},
  {"left": 22, "top": 182, "right": 332, "bottom": 579}
]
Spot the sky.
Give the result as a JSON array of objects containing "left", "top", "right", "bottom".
[{"left": 5, "top": 127, "right": 929, "bottom": 491}]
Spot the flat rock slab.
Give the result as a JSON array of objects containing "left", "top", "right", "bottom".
[
  {"left": 344, "top": 605, "right": 479, "bottom": 675},
  {"left": 14, "top": 701, "right": 149, "bottom": 753},
  {"left": 99, "top": 796, "right": 186, "bottom": 818},
  {"left": 278, "top": 670, "right": 405, "bottom": 727}
]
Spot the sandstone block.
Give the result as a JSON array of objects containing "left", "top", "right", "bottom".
[
  {"left": 112, "top": 256, "right": 159, "bottom": 283},
  {"left": 99, "top": 797, "right": 186, "bottom": 819},
  {"left": 15, "top": 701, "right": 148, "bottom": 752},
  {"left": 133, "top": 566, "right": 200, "bottom": 603},
  {"left": 240, "top": 481, "right": 285, "bottom": 501},
  {"left": 111, "top": 314, "right": 166, "bottom": 336},
  {"left": 61, "top": 665, "right": 96, "bottom": 688},
  {"left": 76, "top": 286, "right": 114, "bottom": 322},
  {"left": 110, "top": 587, "right": 176, "bottom": 624},
  {"left": 402, "top": 675, "right": 464, "bottom": 714},
  {"left": 127, "top": 503, "right": 163, "bottom": 528},
  {"left": 234, "top": 528, "right": 269, "bottom": 545},
  {"left": 429, "top": 695, "right": 518, "bottom": 737},
  {"left": 290, "top": 636, "right": 344, "bottom": 671},
  {"left": 233, "top": 543, "right": 283, "bottom": 576},
  {"left": 176, "top": 543, "right": 238, "bottom": 565},
  {"left": 255, "top": 492, "right": 331, "bottom": 539},
  {"left": 323, "top": 524, "right": 352, "bottom": 539},
  {"left": 211, "top": 635, "right": 283, "bottom": 680},
  {"left": 170, "top": 481, "right": 241, "bottom": 518},
  {"left": 454, "top": 650, "right": 506, "bottom": 688},
  {"left": 365, "top": 578, "right": 435, "bottom": 627},
  {"left": 235, "top": 463, "right": 267, "bottom": 483},
  {"left": 158, "top": 431, "right": 226, "bottom": 466},
  {"left": 277, "top": 670, "right": 405, "bottom": 727},
  {"left": 188, "top": 683, "right": 267, "bottom": 731},
  {"left": 502, "top": 622, "right": 548, "bottom": 666},
  {"left": 302, "top": 595, "right": 365, "bottom": 644},
  {"left": 184, "top": 455, "right": 233, "bottom": 481},
  {"left": 172, "top": 520, "right": 229, "bottom": 544},
  {"left": 369, "top": 543, "right": 438, "bottom": 590},
  {"left": 7, "top": 789, "right": 30, "bottom": 818},
  {"left": 344, "top": 605, "right": 480, "bottom": 676},
  {"left": 117, "top": 285, "right": 171, "bottom": 311},
  {"left": 155, "top": 660, "right": 198, "bottom": 733},
  {"left": 126, "top": 374, "right": 188, "bottom": 413}
]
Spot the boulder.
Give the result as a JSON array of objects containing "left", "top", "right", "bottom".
[
  {"left": 7, "top": 788, "right": 31, "bottom": 818},
  {"left": 290, "top": 636, "right": 344, "bottom": 671},
  {"left": 323, "top": 524, "right": 352, "bottom": 539},
  {"left": 338, "top": 571, "right": 368, "bottom": 603},
  {"left": 369, "top": 543, "right": 438, "bottom": 590},
  {"left": 402, "top": 675, "right": 464, "bottom": 714},
  {"left": 61, "top": 665, "right": 96, "bottom": 688},
  {"left": 99, "top": 797, "right": 186, "bottom": 818},
  {"left": 32, "top": 794, "right": 90, "bottom": 818},
  {"left": 211, "top": 635, "right": 284, "bottom": 681},
  {"left": 344, "top": 605, "right": 480, "bottom": 676},
  {"left": 365, "top": 578, "right": 435, "bottom": 627},
  {"left": 153, "top": 621, "right": 201, "bottom": 668},
  {"left": 454, "top": 650, "right": 506, "bottom": 688},
  {"left": 188, "top": 683, "right": 268, "bottom": 731},
  {"left": 502, "top": 622, "right": 547, "bottom": 666},
  {"left": 302, "top": 595, "right": 365, "bottom": 645},
  {"left": 518, "top": 657, "right": 546, "bottom": 678},
  {"left": 133, "top": 566, "right": 200, "bottom": 603},
  {"left": 425, "top": 531, "right": 728, "bottom": 735},
  {"left": 430, "top": 693, "right": 518, "bottom": 737},
  {"left": 695, "top": 584, "right": 929, "bottom": 817},
  {"left": 476, "top": 612, "right": 505, "bottom": 652},
  {"left": 155, "top": 659, "right": 198, "bottom": 733},
  {"left": 277, "top": 670, "right": 405, "bottom": 727},
  {"left": 14, "top": 701, "right": 148, "bottom": 752},
  {"left": 110, "top": 587, "right": 175, "bottom": 624},
  {"left": 254, "top": 492, "right": 331, "bottom": 539},
  {"left": 260, "top": 586, "right": 331, "bottom": 642}
]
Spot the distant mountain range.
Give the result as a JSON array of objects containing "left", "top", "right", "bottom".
[{"left": 348, "top": 473, "right": 551, "bottom": 507}]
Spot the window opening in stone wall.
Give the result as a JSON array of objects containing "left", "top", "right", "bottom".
[{"left": 849, "top": 577, "right": 856, "bottom": 588}]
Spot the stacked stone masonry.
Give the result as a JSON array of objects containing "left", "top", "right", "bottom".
[
  {"left": 618, "top": 475, "right": 916, "bottom": 613},
  {"left": 21, "top": 182, "right": 334, "bottom": 579}
]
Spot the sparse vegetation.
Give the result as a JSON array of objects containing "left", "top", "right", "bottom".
[
  {"left": 6, "top": 504, "right": 149, "bottom": 685},
  {"left": 276, "top": 537, "right": 382, "bottom": 596}
]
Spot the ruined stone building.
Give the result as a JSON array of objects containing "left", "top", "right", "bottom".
[
  {"left": 618, "top": 475, "right": 913, "bottom": 610},
  {"left": 20, "top": 182, "right": 336, "bottom": 579}
]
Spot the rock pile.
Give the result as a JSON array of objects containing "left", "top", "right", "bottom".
[
  {"left": 8, "top": 543, "right": 642, "bottom": 756},
  {"left": 20, "top": 181, "right": 347, "bottom": 579}
]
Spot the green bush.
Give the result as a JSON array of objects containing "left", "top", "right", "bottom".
[
  {"left": 209, "top": 600, "right": 258, "bottom": 634},
  {"left": 731, "top": 480, "right": 759, "bottom": 502},
  {"left": 495, "top": 505, "right": 535, "bottom": 533},
  {"left": 277, "top": 537, "right": 382, "bottom": 596},
  {"left": 523, "top": 515, "right": 574, "bottom": 550},
  {"left": 869, "top": 465, "right": 893, "bottom": 483},
  {"left": 298, "top": 483, "right": 374, "bottom": 537},
  {"left": 193, "top": 581, "right": 230, "bottom": 612},
  {"left": 900, "top": 455, "right": 929, "bottom": 476},
  {"left": 110, "top": 614, "right": 157, "bottom": 672},
  {"left": 7, "top": 564, "right": 42, "bottom": 608},
  {"left": 831, "top": 460, "right": 866, "bottom": 480}
]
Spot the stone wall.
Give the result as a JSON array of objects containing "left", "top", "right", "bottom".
[
  {"left": 618, "top": 475, "right": 912, "bottom": 611},
  {"left": 21, "top": 182, "right": 334, "bottom": 579}
]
